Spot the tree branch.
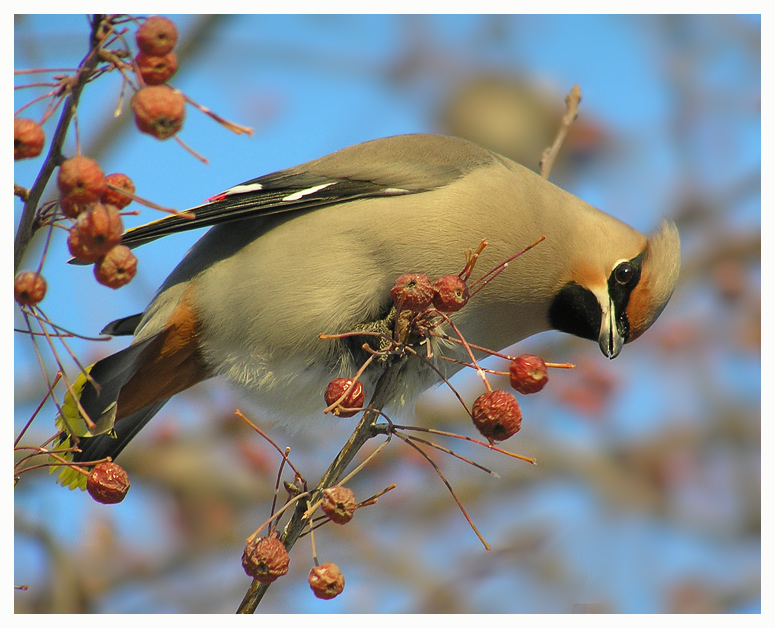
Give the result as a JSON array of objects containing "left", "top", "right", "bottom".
[
  {"left": 236, "top": 353, "right": 408, "bottom": 613},
  {"left": 14, "top": 15, "right": 107, "bottom": 273},
  {"left": 539, "top": 83, "right": 582, "bottom": 180}
]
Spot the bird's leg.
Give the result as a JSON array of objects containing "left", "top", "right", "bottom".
[{"left": 349, "top": 306, "right": 398, "bottom": 358}]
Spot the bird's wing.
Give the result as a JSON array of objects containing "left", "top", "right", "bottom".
[
  {"left": 120, "top": 173, "right": 419, "bottom": 249},
  {"left": 121, "top": 134, "right": 493, "bottom": 249}
]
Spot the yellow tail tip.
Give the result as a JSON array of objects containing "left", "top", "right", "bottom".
[{"left": 48, "top": 434, "right": 88, "bottom": 491}]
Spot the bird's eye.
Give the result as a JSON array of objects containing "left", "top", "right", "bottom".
[{"left": 614, "top": 262, "right": 635, "bottom": 285}]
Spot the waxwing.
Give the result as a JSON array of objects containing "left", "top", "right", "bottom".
[{"left": 55, "top": 134, "right": 680, "bottom": 487}]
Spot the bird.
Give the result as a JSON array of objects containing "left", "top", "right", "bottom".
[{"left": 54, "top": 133, "right": 680, "bottom": 488}]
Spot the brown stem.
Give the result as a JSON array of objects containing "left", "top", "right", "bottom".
[
  {"left": 14, "top": 15, "right": 108, "bottom": 273},
  {"left": 236, "top": 354, "right": 407, "bottom": 613},
  {"left": 539, "top": 83, "right": 582, "bottom": 179}
]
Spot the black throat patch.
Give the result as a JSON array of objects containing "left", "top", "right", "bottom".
[
  {"left": 548, "top": 251, "right": 645, "bottom": 344},
  {"left": 548, "top": 282, "right": 602, "bottom": 341}
]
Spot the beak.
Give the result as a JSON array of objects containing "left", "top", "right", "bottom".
[{"left": 598, "top": 295, "right": 624, "bottom": 359}]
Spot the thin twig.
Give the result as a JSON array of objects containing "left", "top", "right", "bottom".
[
  {"left": 245, "top": 491, "right": 311, "bottom": 544},
  {"left": 182, "top": 92, "right": 254, "bottom": 136},
  {"left": 392, "top": 423, "right": 537, "bottom": 465},
  {"left": 402, "top": 433, "right": 499, "bottom": 477},
  {"left": 539, "top": 83, "right": 582, "bottom": 179},
  {"left": 104, "top": 182, "right": 195, "bottom": 219},
  {"left": 14, "top": 372, "right": 62, "bottom": 448},
  {"left": 356, "top": 483, "right": 397, "bottom": 508},
  {"left": 267, "top": 447, "right": 293, "bottom": 535},
  {"left": 14, "top": 15, "right": 108, "bottom": 272},
  {"left": 237, "top": 354, "right": 407, "bottom": 613},
  {"left": 468, "top": 235, "right": 546, "bottom": 295},
  {"left": 304, "top": 435, "right": 392, "bottom": 520},
  {"left": 234, "top": 409, "right": 305, "bottom": 480},
  {"left": 393, "top": 432, "right": 491, "bottom": 551}
]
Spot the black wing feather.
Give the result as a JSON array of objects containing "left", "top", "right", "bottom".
[{"left": 120, "top": 177, "right": 419, "bottom": 250}]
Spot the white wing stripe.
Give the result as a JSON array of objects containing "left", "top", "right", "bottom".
[{"left": 282, "top": 182, "right": 336, "bottom": 202}]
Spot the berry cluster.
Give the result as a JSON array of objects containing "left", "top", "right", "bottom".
[
  {"left": 390, "top": 272, "right": 470, "bottom": 314},
  {"left": 390, "top": 270, "right": 554, "bottom": 443},
  {"left": 241, "top": 484, "right": 357, "bottom": 600},
  {"left": 233, "top": 255, "right": 559, "bottom": 604},
  {"left": 320, "top": 267, "right": 556, "bottom": 445},
  {"left": 468, "top": 354, "right": 550, "bottom": 443},
  {"left": 57, "top": 155, "right": 138, "bottom": 289},
  {"left": 131, "top": 17, "right": 185, "bottom": 140},
  {"left": 15, "top": 157, "right": 139, "bottom": 301},
  {"left": 15, "top": 16, "right": 254, "bottom": 309}
]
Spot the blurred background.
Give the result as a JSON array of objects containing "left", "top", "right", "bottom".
[{"left": 13, "top": 14, "right": 760, "bottom": 613}]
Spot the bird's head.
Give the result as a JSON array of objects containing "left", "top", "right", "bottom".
[{"left": 548, "top": 220, "right": 681, "bottom": 358}]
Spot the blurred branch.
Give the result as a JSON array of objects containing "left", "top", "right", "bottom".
[
  {"left": 15, "top": 512, "right": 85, "bottom": 612},
  {"left": 540, "top": 84, "right": 581, "bottom": 179}
]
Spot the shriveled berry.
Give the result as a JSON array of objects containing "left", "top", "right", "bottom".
[
  {"left": 390, "top": 273, "right": 434, "bottom": 313},
  {"left": 471, "top": 389, "right": 522, "bottom": 442},
  {"left": 432, "top": 274, "right": 470, "bottom": 312},
  {"left": 94, "top": 245, "right": 137, "bottom": 289},
  {"left": 57, "top": 156, "right": 105, "bottom": 203},
  {"left": 87, "top": 461, "right": 130, "bottom": 504},
  {"left": 135, "top": 16, "right": 178, "bottom": 56},
  {"left": 509, "top": 354, "right": 549, "bottom": 395},
  {"left": 241, "top": 536, "right": 290, "bottom": 583},
  {"left": 14, "top": 118, "right": 45, "bottom": 160},
  {"left": 321, "top": 485, "right": 357, "bottom": 525},
  {"left": 308, "top": 562, "right": 345, "bottom": 600},
  {"left": 67, "top": 203, "right": 124, "bottom": 263},
  {"left": 324, "top": 378, "right": 365, "bottom": 418},
  {"left": 59, "top": 195, "right": 92, "bottom": 219},
  {"left": 101, "top": 173, "right": 135, "bottom": 209},
  {"left": 14, "top": 271, "right": 47, "bottom": 307},
  {"left": 135, "top": 51, "right": 178, "bottom": 85},
  {"left": 131, "top": 85, "right": 185, "bottom": 140}
]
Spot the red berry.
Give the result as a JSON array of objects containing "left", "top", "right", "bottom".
[
  {"left": 87, "top": 461, "right": 130, "bottom": 504},
  {"left": 135, "top": 51, "right": 178, "bottom": 85},
  {"left": 14, "top": 118, "right": 45, "bottom": 160},
  {"left": 324, "top": 378, "right": 365, "bottom": 418},
  {"left": 14, "top": 271, "right": 47, "bottom": 307},
  {"left": 509, "top": 355, "right": 549, "bottom": 394},
  {"left": 101, "top": 173, "right": 136, "bottom": 209},
  {"left": 389, "top": 273, "right": 434, "bottom": 313},
  {"left": 471, "top": 389, "right": 522, "bottom": 442},
  {"left": 131, "top": 85, "right": 185, "bottom": 140},
  {"left": 321, "top": 486, "right": 357, "bottom": 525},
  {"left": 308, "top": 562, "right": 345, "bottom": 600},
  {"left": 135, "top": 16, "right": 178, "bottom": 56},
  {"left": 432, "top": 274, "right": 470, "bottom": 312},
  {"left": 67, "top": 203, "right": 124, "bottom": 263},
  {"left": 59, "top": 195, "right": 92, "bottom": 219},
  {"left": 57, "top": 156, "right": 105, "bottom": 203},
  {"left": 94, "top": 245, "right": 138, "bottom": 289},
  {"left": 241, "top": 536, "right": 290, "bottom": 583}
]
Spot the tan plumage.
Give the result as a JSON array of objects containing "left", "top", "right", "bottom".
[{"left": 55, "top": 134, "right": 680, "bottom": 486}]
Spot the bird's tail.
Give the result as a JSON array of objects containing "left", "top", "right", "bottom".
[
  {"left": 50, "top": 337, "right": 163, "bottom": 490},
  {"left": 53, "top": 402, "right": 169, "bottom": 490}
]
